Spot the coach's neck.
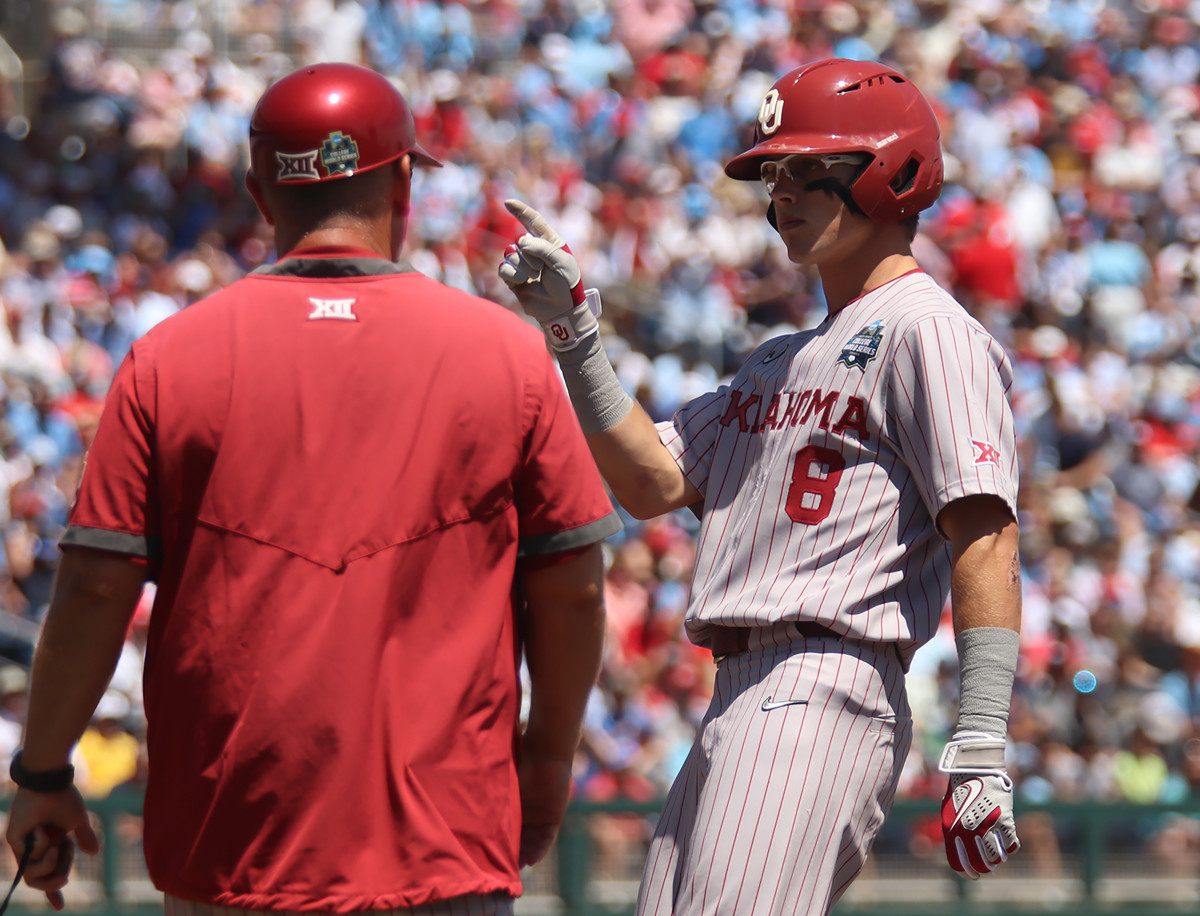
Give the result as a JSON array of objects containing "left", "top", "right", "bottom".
[{"left": 245, "top": 157, "right": 413, "bottom": 261}]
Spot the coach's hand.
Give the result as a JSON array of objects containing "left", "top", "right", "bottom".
[
  {"left": 938, "top": 731, "right": 1019, "bottom": 879},
  {"left": 517, "top": 749, "right": 573, "bottom": 868},
  {"left": 499, "top": 199, "right": 601, "bottom": 352},
  {"left": 5, "top": 786, "right": 99, "bottom": 910}
]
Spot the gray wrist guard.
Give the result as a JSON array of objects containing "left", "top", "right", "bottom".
[
  {"left": 955, "top": 626, "right": 1019, "bottom": 737},
  {"left": 938, "top": 731, "right": 1009, "bottom": 778},
  {"left": 556, "top": 332, "right": 635, "bottom": 434}
]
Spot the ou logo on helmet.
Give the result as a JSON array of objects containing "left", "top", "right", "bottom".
[{"left": 758, "top": 89, "right": 784, "bottom": 135}]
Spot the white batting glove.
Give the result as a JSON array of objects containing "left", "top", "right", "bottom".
[
  {"left": 499, "top": 199, "right": 601, "bottom": 352},
  {"left": 938, "top": 731, "right": 1020, "bottom": 880}
]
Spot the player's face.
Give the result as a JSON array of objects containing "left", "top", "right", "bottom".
[{"left": 762, "top": 154, "right": 874, "bottom": 267}]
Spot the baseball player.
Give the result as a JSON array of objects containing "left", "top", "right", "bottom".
[
  {"left": 4, "top": 63, "right": 620, "bottom": 915},
  {"left": 500, "top": 58, "right": 1022, "bottom": 915}
]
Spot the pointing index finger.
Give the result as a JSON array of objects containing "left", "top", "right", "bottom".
[{"left": 505, "top": 199, "right": 563, "bottom": 245}]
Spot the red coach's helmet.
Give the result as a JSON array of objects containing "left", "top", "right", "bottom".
[
  {"left": 725, "top": 59, "right": 943, "bottom": 224},
  {"left": 248, "top": 63, "right": 441, "bottom": 184}
]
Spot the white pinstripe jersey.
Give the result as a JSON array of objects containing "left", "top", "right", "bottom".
[{"left": 659, "top": 271, "right": 1018, "bottom": 665}]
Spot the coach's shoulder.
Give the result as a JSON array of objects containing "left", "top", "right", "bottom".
[
  {"left": 412, "top": 273, "right": 549, "bottom": 343},
  {"left": 127, "top": 277, "right": 240, "bottom": 345}
]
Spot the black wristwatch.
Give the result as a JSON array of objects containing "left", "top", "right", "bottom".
[{"left": 9, "top": 750, "right": 75, "bottom": 793}]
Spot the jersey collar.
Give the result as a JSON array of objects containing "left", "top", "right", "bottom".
[
  {"left": 252, "top": 246, "right": 417, "bottom": 278},
  {"left": 837, "top": 267, "right": 926, "bottom": 312}
]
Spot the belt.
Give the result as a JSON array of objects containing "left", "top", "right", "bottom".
[{"left": 710, "top": 620, "right": 841, "bottom": 664}]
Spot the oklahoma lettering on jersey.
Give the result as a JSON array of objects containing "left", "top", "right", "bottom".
[
  {"left": 720, "top": 388, "right": 870, "bottom": 439},
  {"left": 659, "top": 271, "right": 1018, "bottom": 665}
]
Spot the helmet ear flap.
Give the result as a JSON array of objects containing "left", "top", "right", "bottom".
[{"left": 889, "top": 156, "right": 922, "bottom": 197}]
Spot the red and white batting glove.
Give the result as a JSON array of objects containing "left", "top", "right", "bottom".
[
  {"left": 938, "top": 731, "right": 1020, "bottom": 880},
  {"left": 499, "top": 199, "right": 601, "bottom": 352}
]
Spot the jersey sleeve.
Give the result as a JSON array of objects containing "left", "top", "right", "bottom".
[
  {"left": 657, "top": 387, "right": 727, "bottom": 498},
  {"left": 886, "top": 316, "right": 1018, "bottom": 526},
  {"left": 515, "top": 351, "right": 622, "bottom": 557},
  {"left": 60, "top": 347, "right": 162, "bottom": 559}
]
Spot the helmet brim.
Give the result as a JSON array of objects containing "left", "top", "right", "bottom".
[
  {"left": 724, "top": 137, "right": 869, "bottom": 181},
  {"left": 409, "top": 143, "right": 443, "bottom": 169}
]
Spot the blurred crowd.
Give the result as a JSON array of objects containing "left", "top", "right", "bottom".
[{"left": 0, "top": 0, "right": 1199, "bottom": 877}]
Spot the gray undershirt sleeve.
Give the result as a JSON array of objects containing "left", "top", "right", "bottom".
[
  {"left": 556, "top": 333, "right": 635, "bottom": 434},
  {"left": 955, "top": 627, "right": 1020, "bottom": 737}
]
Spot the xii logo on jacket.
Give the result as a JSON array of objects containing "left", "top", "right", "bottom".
[{"left": 308, "top": 298, "right": 358, "bottom": 321}]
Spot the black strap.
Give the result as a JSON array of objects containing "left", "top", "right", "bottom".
[
  {"left": 10, "top": 751, "right": 75, "bottom": 794},
  {"left": 0, "top": 837, "right": 34, "bottom": 916}
]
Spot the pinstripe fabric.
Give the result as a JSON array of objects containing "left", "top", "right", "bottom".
[
  {"left": 163, "top": 892, "right": 515, "bottom": 916},
  {"left": 635, "top": 625, "right": 911, "bottom": 916},
  {"left": 645, "top": 271, "right": 1016, "bottom": 914},
  {"left": 658, "top": 271, "right": 1017, "bottom": 668}
]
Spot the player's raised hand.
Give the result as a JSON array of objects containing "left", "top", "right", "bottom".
[
  {"left": 938, "top": 731, "right": 1020, "bottom": 879},
  {"left": 499, "top": 199, "right": 601, "bottom": 352}
]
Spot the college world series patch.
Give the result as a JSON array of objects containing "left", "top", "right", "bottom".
[
  {"left": 838, "top": 320, "right": 885, "bottom": 371},
  {"left": 320, "top": 131, "right": 360, "bottom": 176}
]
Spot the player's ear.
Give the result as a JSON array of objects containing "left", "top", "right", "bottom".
[
  {"left": 388, "top": 155, "right": 413, "bottom": 258},
  {"left": 392, "top": 154, "right": 412, "bottom": 218},
  {"left": 244, "top": 172, "right": 275, "bottom": 227}
]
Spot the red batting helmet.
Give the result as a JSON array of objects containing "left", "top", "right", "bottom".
[
  {"left": 725, "top": 59, "right": 943, "bottom": 224},
  {"left": 248, "top": 63, "right": 441, "bottom": 185}
]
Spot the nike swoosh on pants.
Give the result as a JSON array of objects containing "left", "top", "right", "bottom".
[{"left": 761, "top": 696, "right": 808, "bottom": 711}]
